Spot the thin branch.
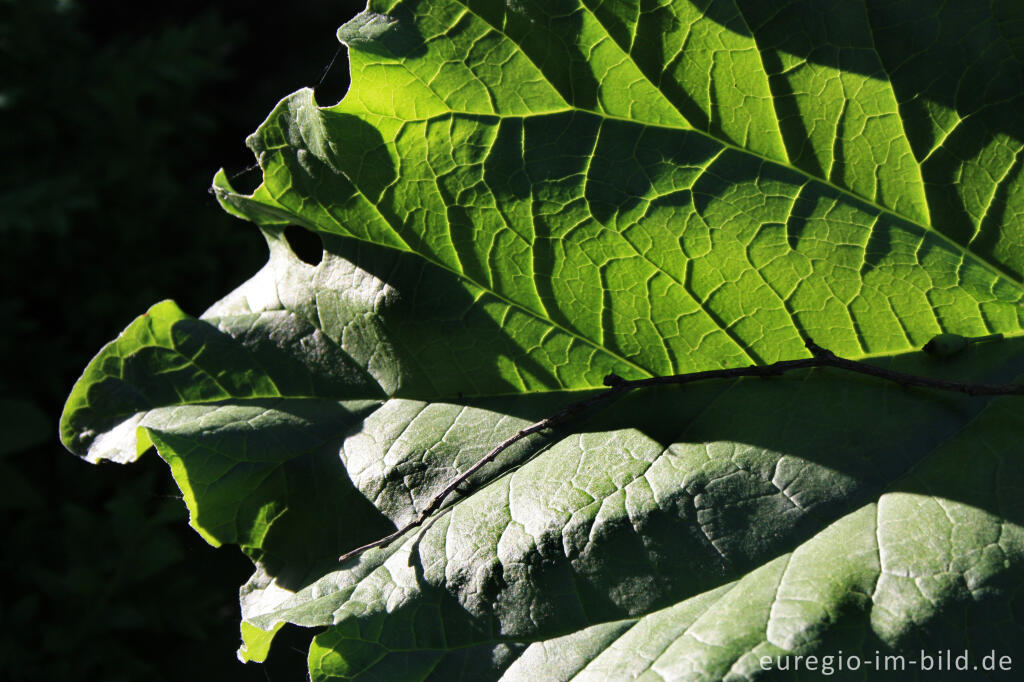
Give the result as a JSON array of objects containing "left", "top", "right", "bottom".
[
  {"left": 337, "top": 387, "right": 622, "bottom": 562},
  {"left": 339, "top": 339, "right": 1022, "bottom": 562}
]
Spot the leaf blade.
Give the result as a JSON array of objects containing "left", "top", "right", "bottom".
[{"left": 61, "top": 1, "right": 1024, "bottom": 678}]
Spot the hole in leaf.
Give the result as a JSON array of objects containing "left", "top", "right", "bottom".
[{"left": 284, "top": 225, "right": 323, "bottom": 266}]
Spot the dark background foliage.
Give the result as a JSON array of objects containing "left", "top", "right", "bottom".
[{"left": 0, "top": 1, "right": 362, "bottom": 678}]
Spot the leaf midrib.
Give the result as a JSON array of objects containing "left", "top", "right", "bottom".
[
  {"left": 257, "top": 93, "right": 1024, "bottom": 389},
  {"left": 246, "top": 3, "right": 1024, "bottom": 393},
  {"left": 441, "top": 0, "right": 1024, "bottom": 295}
]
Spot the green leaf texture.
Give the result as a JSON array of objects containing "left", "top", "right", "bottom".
[{"left": 61, "top": 1, "right": 1024, "bottom": 679}]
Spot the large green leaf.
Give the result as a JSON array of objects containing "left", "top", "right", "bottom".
[{"left": 61, "top": 1, "right": 1024, "bottom": 679}]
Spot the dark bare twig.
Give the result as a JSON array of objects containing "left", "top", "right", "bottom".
[
  {"left": 337, "top": 386, "right": 624, "bottom": 562},
  {"left": 338, "top": 339, "right": 1022, "bottom": 562}
]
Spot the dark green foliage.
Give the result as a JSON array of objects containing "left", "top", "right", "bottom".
[
  {"left": 0, "top": 0, "right": 360, "bottom": 678},
  {"left": 0, "top": 0, "right": 262, "bottom": 403}
]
